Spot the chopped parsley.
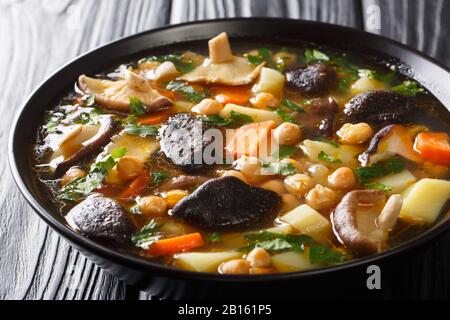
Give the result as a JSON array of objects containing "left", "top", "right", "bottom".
[
  {"left": 129, "top": 96, "right": 147, "bottom": 116},
  {"left": 201, "top": 111, "right": 253, "bottom": 128},
  {"left": 318, "top": 151, "right": 342, "bottom": 164},
  {"left": 166, "top": 81, "right": 210, "bottom": 103},
  {"left": 44, "top": 110, "right": 65, "bottom": 133},
  {"left": 74, "top": 108, "right": 103, "bottom": 125},
  {"left": 240, "top": 231, "right": 346, "bottom": 266},
  {"left": 206, "top": 232, "right": 222, "bottom": 243},
  {"left": 272, "top": 145, "right": 298, "bottom": 159},
  {"left": 141, "top": 54, "right": 194, "bottom": 73},
  {"left": 273, "top": 108, "right": 298, "bottom": 124},
  {"left": 85, "top": 95, "right": 96, "bottom": 107},
  {"left": 131, "top": 220, "right": 162, "bottom": 249},
  {"left": 262, "top": 161, "right": 297, "bottom": 176},
  {"left": 354, "top": 158, "right": 405, "bottom": 184},
  {"left": 123, "top": 124, "right": 159, "bottom": 137},
  {"left": 150, "top": 171, "right": 169, "bottom": 187},
  {"left": 228, "top": 111, "right": 253, "bottom": 127},
  {"left": 391, "top": 80, "right": 424, "bottom": 97},
  {"left": 246, "top": 48, "right": 283, "bottom": 71},
  {"left": 282, "top": 99, "right": 305, "bottom": 113},
  {"left": 304, "top": 48, "right": 330, "bottom": 64},
  {"left": 364, "top": 182, "right": 393, "bottom": 193}
]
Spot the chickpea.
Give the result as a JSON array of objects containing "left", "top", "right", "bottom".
[
  {"left": 307, "top": 163, "right": 329, "bottom": 185},
  {"left": 273, "top": 51, "right": 298, "bottom": 69},
  {"left": 274, "top": 123, "right": 302, "bottom": 145},
  {"left": 282, "top": 193, "right": 301, "bottom": 210},
  {"left": 259, "top": 180, "right": 286, "bottom": 196},
  {"left": 233, "top": 156, "right": 265, "bottom": 182},
  {"left": 138, "top": 196, "right": 168, "bottom": 217},
  {"left": 250, "top": 267, "right": 273, "bottom": 275},
  {"left": 61, "top": 167, "right": 86, "bottom": 186},
  {"left": 218, "top": 259, "right": 250, "bottom": 275},
  {"left": 337, "top": 123, "right": 373, "bottom": 144},
  {"left": 305, "top": 184, "right": 337, "bottom": 210},
  {"left": 284, "top": 174, "right": 313, "bottom": 196},
  {"left": 246, "top": 247, "right": 271, "bottom": 268},
  {"left": 221, "top": 170, "right": 249, "bottom": 183},
  {"left": 328, "top": 167, "right": 357, "bottom": 190},
  {"left": 164, "top": 190, "right": 189, "bottom": 208},
  {"left": 250, "top": 92, "right": 279, "bottom": 109},
  {"left": 192, "top": 98, "right": 223, "bottom": 115},
  {"left": 280, "top": 158, "right": 305, "bottom": 173},
  {"left": 116, "top": 156, "right": 144, "bottom": 181}
]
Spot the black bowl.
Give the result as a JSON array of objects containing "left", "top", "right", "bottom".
[{"left": 8, "top": 18, "right": 450, "bottom": 299}]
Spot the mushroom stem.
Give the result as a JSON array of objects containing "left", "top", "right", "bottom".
[
  {"left": 377, "top": 194, "right": 402, "bottom": 231},
  {"left": 125, "top": 70, "right": 151, "bottom": 91},
  {"left": 208, "top": 32, "right": 234, "bottom": 63}
]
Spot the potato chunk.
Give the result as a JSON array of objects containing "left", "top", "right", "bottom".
[
  {"left": 174, "top": 251, "right": 242, "bottom": 272},
  {"left": 219, "top": 103, "right": 282, "bottom": 124},
  {"left": 374, "top": 169, "right": 416, "bottom": 194},
  {"left": 252, "top": 67, "right": 286, "bottom": 97},
  {"left": 300, "top": 140, "right": 362, "bottom": 168},
  {"left": 271, "top": 252, "right": 318, "bottom": 272},
  {"left": 400, "top": 178, "right": 450, "bottom": 223},
  {"left": 280, "top": 204, "right": 331, "bottom": 244}
]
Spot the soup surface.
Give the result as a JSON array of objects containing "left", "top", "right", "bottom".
[{"left": 34, "top": 33, "right": 450, "bottom": 274}]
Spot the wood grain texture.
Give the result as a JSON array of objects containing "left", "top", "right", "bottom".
[{"left": 0, "top": 0, "right": 448, "bottom": 300}]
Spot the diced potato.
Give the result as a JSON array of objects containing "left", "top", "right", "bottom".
[
  {"left": 374, "top": 169, "right": 416, "bottom": 194},
  {"left": 265, "top": 224, "right": 294, "bottom": 235},
  {"left": 271, "top": 252, "right": 318, "bottom": 272},
  {"left": 351, "top": 76, "right": 386, "bottom": 95},
  {"left": 174, "top": 251, "right": 242, "bottom": 272},
  {"left": 219, "top": 103, "right": 282, "bottom": 124},
  {"left": 252, "top": 67, "right": 286, "bottom": 97},
  {"left": 102, "top": 134, "right": 160, "bottom": 162},
  {"left": 300, "top": 139, "right": 362, "bottom": 167},
  {"left": 280, "top": 204, "right": 331, "bottom": 244},
  {"left": 173, "top": 101, "right": 193, "bottom": 113},
  {"left": 400, "top": 178, "right": 450, "bottom": 223}
]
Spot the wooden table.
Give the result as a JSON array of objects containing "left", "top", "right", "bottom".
[{"left": 1, "top": 0, "right": 449, "bottom": 300}]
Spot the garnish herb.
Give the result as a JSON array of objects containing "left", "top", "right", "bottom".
[
  {"left": 150, "top": 171, "right": 169, "bottom": 187},
  {"left": 85, "top": 95, "right": 96, "bottom": 107},
  {"left": 272, "top": 145, "right": 298, "bottom": 159},
  {"left": 166, "top": 81, "right": 210, "bottom": 103},
  {"left": 315, "top": 137, "right": 340, "bottom": 148},
  {"left": 246, "top": 48, "right": 283, "bottom": 71},
  {"left": 141, "top": 54, "right": 194, "bottom": 73},
  {"left": 44, "top": 110, "right": 65, "bottom": 133},
  {"left": 391, "top": 80, "right": 424, "bottom": 97},
  {"left": 358, "top": 68, "right": 397, "bottom": 83},
  {"left": 59, "top": 147, "right": 127, "bottom": 201},
  {"left": 364, "top": 182, "right": 393, "bottom": 193},
  {"left": 124, "top": 124, "right": 159, "bottom": 137},
  {"left": 240, "top": 232, "right": 346, "bottom": 266},
  {"left": 282, "top": 99, "right": 305, "bottom": 113},
  {"left": 228, "top": 111, "right": 253, "bottom": 127},
  {"left": 74, "top": 108, "right": 103, "bottom": 125},
  {"left": 206, "top": 232, "right": 222, "bottom": 243},
  {"left": 129, "top": 96, "right": 147, "bottom": 116},
  {"left": 262, "top": 161, "right": 297, "bottom": 176},
  {"left": 304, "top": 48, "right": 330, "bottom": 64},
  {"left": 318, "top": 151, "right": 342, "bottom": 164},
  {"left": 201, "top": 112, "right": 253, "bottom": 128},
  {"left": 131, "top": 220, "right": 162, "bottom": 249},
  {"left": 354, "top": 158, "right": 405, "bottom": 184},
  {"left": 273, "top": 108, "right": 298, "bottom": 124}
]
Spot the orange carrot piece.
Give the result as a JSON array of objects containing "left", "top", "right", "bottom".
[
  {"left": 414, "top": 132, "right": 450, "bottom": 166},
  {"left": 226, "top": 121, "right": 277, "bottom": 158},
  {"left": 119, "top": 170, "right": 151, "bottom": 199},
  {"left": 147, "top": 233, "right": 206, "bottom": 256},
  {"left": 138, "top": 109, "right": 172, "bottom": 125},
  {"left": 213, "top": 85, "right": 252, "bottom": 105}
]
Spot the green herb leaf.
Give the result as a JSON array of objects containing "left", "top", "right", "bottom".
[
  {"left": 358, "top": 68, "right": 398, "bottom": 84},
  {"left": 228, "top": 111, "right": 253, "bottom": 127},
  {"left": 318, "top": 151, "right": 342, "bottom": 164},
  {"left": 282, "top": 99, "right": 305, "bottom": 113},
  {"left": 315, "top": 137, "right": 340, "bottom": 148},
  {"left": 201, "top": 114, "right": 233, "bottom": 127},
  {"left": 206, "top": 232, "right": 222, "bottom": 243},
  {"left": 364, "top": 182, "right": 393, "bottom": 193},
  {"left": 354, "top": 158, "right": 405, "bottom": 184},
  {"left": 129, "top": 96, "right": 147, "bottom": 116},
  {"left": 272, "top": 145, "right": 298, "bottom": 159},
  {"left": 44, "top": 111, "right": 65, "bottom": 132},
  {"left": 124, "top": 124, "right": 159, "bottom": 137},
  {"left": 262, "top": 161, "right": 297, "bottom": 176},
  {"left": 131, "top": 220, "right": 162, "bottom": 249},
  {"left": 85, "top": 95, "right": 96, "bottom": 107},
  {"left": 304, "top": 48, "right": 330, "bottom": 64},
  {"left": 166, "top": 81, "right": 210, "bottom": 103},
  {"left": 391, "top": 80, "right": 424, "bottom": 97},
  {"left": 150, "top": 171, "right": 169, "bottom": 187},
  {"left": 273, "top": 108, "right": 298, "bottom": 124},
  {"left": 142, "top": 54, "right": 195, "bottom": 73},
  {"left": 309, "top": 245, "right": 347, "bottom": 265},
  {"left": 111, "top": 147, "right": 128, "bottom": 159},
  {"left": 246, "top": 48, "right": 283, "bottom": 71},
  {"left": 74, "top": 109, "right": 103, "bottom": 125}
]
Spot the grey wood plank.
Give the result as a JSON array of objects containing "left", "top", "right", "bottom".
[{"left": 0, "top": 0, "right": 171, "bottom": 300}]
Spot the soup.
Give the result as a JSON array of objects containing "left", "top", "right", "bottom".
[{"left": 34, "top": 33, "right": 450, "bottom": 275}]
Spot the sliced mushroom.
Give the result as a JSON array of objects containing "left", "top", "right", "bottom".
[
  {"left": 52, "top": 116, "right": 117, "bottom": 177},
  {"left": 359, "top": 124, "right": 422, "bottom": 166},
  {"left": 179, "top": 32, "right": 264, "bottom": 86},
  {"left": 286, "top": 62, "right": 336, "bottom": 97},
  {"left": 331, "top": 190, "right": 402, "bottom": 256},
  {"left": 78, "top": 70, "right": 173, "bottom": 112},
  {"left": 344, "top": 90, "right": 412, "bottom": 125},
  {"left": 295, "top": 97, "right": 339, "bottom": 137}
]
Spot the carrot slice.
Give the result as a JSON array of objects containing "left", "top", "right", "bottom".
[
  {"left": 138, "top": 109, "right": 172, "bottom": 125},
  {"left": 226, "top": 121, "right": 277, "bottom": 158},
  {"left": 119, "top": 170, "right": 151, "bottom": 199},
  {"left": 414, "top": 132, "right": 450, "bottom": 166},
  {"left": 147, "top": 233, "right": 205, "bottom": 256},
  {"left": 213, "top": 85, "right": 252, "bottom": 105}
]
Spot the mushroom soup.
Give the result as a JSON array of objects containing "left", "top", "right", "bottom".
[{"left": 33, "top": 33, "right": 450, "bottom": 274}]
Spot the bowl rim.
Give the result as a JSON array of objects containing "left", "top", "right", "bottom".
[{"left": 8, "top": 17, "right": 450, "bottom": 283}]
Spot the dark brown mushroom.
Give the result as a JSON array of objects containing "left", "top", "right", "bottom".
[
  {"left": 286, "top": 62, "right": 336, "bottom": 97},
  {"left": 295, "top": 97, "right": 339, "bottom": 137},
  {"left": 171, "top": 176, "right": 281, "bottom": 230},
  {"left": 359, "top": 124, "right": 422, "bottom": 166},
  {"left": 344, "top": 90, "right": 412, "bottom": 125},
  {"left": 331, "top": 190, "right": 402, "bottom": 256},
  {"left": 54, "top": 116, "right": 117, "bottom": 177},
  {"left": 66, "top": 194, "right": 134, "bottom": 246}
]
